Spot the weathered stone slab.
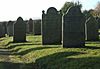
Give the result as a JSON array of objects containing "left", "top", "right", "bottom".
[
  {"left": 63, "top": 6, "right": 85, "bottom": 48},
  {"left": 13, "top": 17, "right": 26, "bottom": 42},
  {"left": 27, "top": 18, "right": 33, "bottom": 33},
  {"left": 85, "top": 16, "right": 99, "bottom": 41},
  {"left": 33, "top": 19, "right": 41, "bottom": 35},
  {"left": 7, "top": 21, "right": 14, "bottom": 36},
  {"left": 42, "top": 7, "right": 62, "bottom": 45},
  {"left": 0, "top": 23, "right": 5, "bottom": 38}
]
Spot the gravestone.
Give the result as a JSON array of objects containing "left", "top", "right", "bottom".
[
  {"left": 85, "top": 16, "right": 99, "bottom": 41},
  {"left": 24, "top": 20, "right": 29, "bottom": 34},
  {"left": 7, "top": 21, "right": 14, "bottom": 36},
  {"left": 13, "top": 17, "right": 26, "bottom": 42},
  {"left": 96, "top": 17, "right": 100, "bottom": 29},
  {"left": 0, "top": 23, "right": 5, "bottom": 38},
  {"left": 33, "top": 19, "right": 41, "bottom": 35},
  {"left": 2, "top": 22, "right": 7, "bottom": 35},
  {"left": 42, "top": 7, "right": 62, "bottom": 45},
  {"left": 28, "top": 18, "right": 33, "bottom": 33},
  {"left": 63, "top": 6, "right": 85, "bottom": 48}
]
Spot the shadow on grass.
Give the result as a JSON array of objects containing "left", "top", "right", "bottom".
[
  {"left": 5, "top": 41, "right": 42, "bottom": 49},
  {"left": 84, "top": 46, "right": 100, "bottom": 49},
  {"left": 11, "top": 48, "right": 22, "bottom": 52},
  {"left": 7, "top": 44, "right": 35, "bottom": 49},
  {"left": 5, "top": 41, "right": 13, "bottom": 46},
  {"left": 14, "top": 46, "right": 59, "bottom": 56},
  {"left": 63, "top": 45, "right": 100, "bottom": 49},
  {"left": 85, "top": 41, "right": 100, "bottom": 44},
  {"left": 0, "top": 62, "right": 33, "bottom": 69},
  {"left": 5, "top": 41, "right": 33, "bottom": 46},
  {"left": 0, "top": 38, "right": 5, "bottom": 41},
  {"left": 34, "top": 52, "right": 100, "bottom": 69}
]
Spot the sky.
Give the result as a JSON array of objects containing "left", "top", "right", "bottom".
[{"left": 0, "top": 0, "right": 99, "bottom": 21}]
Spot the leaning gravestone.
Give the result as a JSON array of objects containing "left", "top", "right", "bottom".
[
  {"left": 42, "top": 7, "right": 62, "bottom": 45},
  {"left": 7, "top": 21, "right": 14, "bottom": 36},
  {"left": 63, "top": 6, "right": 85, "bottom": 48},
  {"left": 28, "top": 18, "right": 33, "bottom": 33},
  {"left": 13, "top": 17, "right": 26, "bottom": 42},
  {"left": 0, "top": 23, "right": 5, "bottom": 38},
  {"left": 85, "top": 16, "right": 99, "bottom": 41},
  {"left": 33, "top": 19, "right": 41, "bottom": 35}
]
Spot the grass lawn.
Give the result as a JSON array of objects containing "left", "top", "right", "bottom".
[{"left": 0, "top": 35, "right": 100, "bottom": 69}]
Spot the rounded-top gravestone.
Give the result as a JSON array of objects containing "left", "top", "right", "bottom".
[
  {"left": 42, "top": 7, "right": 62, "bottom": 45},
  {"left": 63, "top": 6, "right": 86, "bottom": 48},
  {"left": 7, "top": 21, "right": 14, "bottom": 36},
  {"left": 0, "top": 23, "right": 5, "bottom": 38},
  {"left": 47, "top": 7, "right": 58, "bottom": 14},
  {"left": 85, "top": 16, "right": 99, "bottom": 41},
  {"left": 13, "top": 17, "right": 26, "bottom": 42},
  {"left": 28, "top": 18, "right": 33, "bottom": 33}
]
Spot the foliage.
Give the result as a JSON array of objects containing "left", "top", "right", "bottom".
[
  {"left": 95, "top": 1, "right": 100, "bottom": 14},
  {"left": 60, "top": 1, "right": 82, "bottom": 14},
  {"left": 83, "top": 10, "right": 92, "bottom": 19}
]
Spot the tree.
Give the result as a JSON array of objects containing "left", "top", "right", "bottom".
[
  {"left": 83, "top": 10, "right": 94, "bottom": 19},
  {"left": 60, "top": 1, "right": 82, "bottom": 14},
  {"left": 94, "top": 1, "right": 100, "bottom": 17},
  {"left": 60, "top": 2, "right": 74, "bottom": 14}
]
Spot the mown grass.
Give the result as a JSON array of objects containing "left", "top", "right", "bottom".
[{"left": 0, "top": 35, "right": 100, "bottom": 69}]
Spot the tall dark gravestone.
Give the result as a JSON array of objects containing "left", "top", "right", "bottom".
[
  {"left": 13, "top": 17, "right": 26, "bottom": 42},
  {"left": 85, "top": 16, "right": 99, "bottom": 41},
  {"left": 28, "top": 18, "right": 33, "bottom": 33},
  {"left": 42, "top": 7, "right": 62, "bottom": 45},
  {"left": 0, "top": 23, "right": 5, "bottom": 38},
  {"left": 7, "top": 21, "right": 14, "bottom": 36},
  {"left": 63, "top": 6, "right": 85, "bottom": 48},
  {"left": 33, "top": 19, "right": 41, "bottom": 35},
  {"left": 96, "top": 17, "right": 100, "bottom": 29},
  {"left": 2, "top": 22, "right": 7, "bottom": 35}
]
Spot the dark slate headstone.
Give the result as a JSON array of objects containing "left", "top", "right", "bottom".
[
  {"left": 63, "top": 6, "right": 85, "bottom": 48},
  {"left": 7, "top": 21, "right": 14, "bottom": 36},
  {"left": 85, "top": 16, "right": 99, "bottom": 41},
  {"left": 24, "top": 20, "right": 29, "bottom": 34},
  {"left": 96, "top": 17, "right": 100, "bottom": 29},
  {"left": 13, "top": 17, "right": 26, "bottom": 42},
  {"left": 42, "top": 7, "right": 62, "bottom": 45},
  {"left": 0, "top": 23, "right": 5, "bottom": 38},
  {"left": 33, "top": 19, "right": 41, "bottom": 35},
  {"left": 27, "top": 18, "right": 33, "bottom": 33},
  {"left": 2, "top": 22, "right": 7, "bottom": 35}
]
